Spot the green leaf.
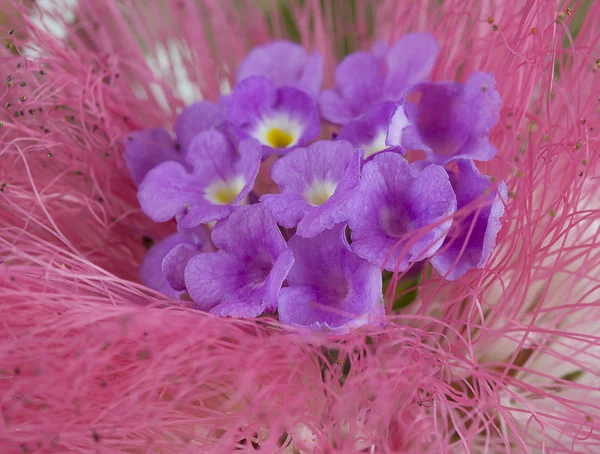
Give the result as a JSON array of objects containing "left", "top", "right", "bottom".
[{"left": 382, "top": 272, "right": 420, "bottom": 312}]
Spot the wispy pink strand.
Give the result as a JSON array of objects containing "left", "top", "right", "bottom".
[{"left": 1, "top": 0, "right": 600, "bottom": 452}]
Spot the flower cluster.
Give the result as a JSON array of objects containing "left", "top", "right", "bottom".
[{"left": 126, "top": 35, "right": 507, "bottom": 332}]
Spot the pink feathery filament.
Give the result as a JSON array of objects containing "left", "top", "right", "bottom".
[{"left": 1, "top": 0, "right": 600, "bottom": 452}]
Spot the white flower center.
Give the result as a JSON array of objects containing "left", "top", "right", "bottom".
[
  {"left": 362, "top": 129, "right": 389, "bottom": 158},
  {"left": 254, "top": 114, "right": 303, "bottom": 149},
  {"left": 304, "top": 180, "right": 337, "bottom": 206},
  {"left": 204, "top": 176, "right": 245, "bottom": 205},
  {"left": 386, "top": 105, "right": 411, "bottom": 147}
]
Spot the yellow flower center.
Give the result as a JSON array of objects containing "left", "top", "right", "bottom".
[
  {"left": 204, "top": 177, "right": 245, "bottom": 205},
  {"left": 266, "top": 127, "right": 294, "bottom": 149},
  {"left": 304, "top": 180, "right": 337, "bottom": 206}
]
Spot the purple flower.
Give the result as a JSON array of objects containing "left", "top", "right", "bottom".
[
  {"left": 278, "top": 226, "right": 384, "bottom": 332},
  {"left": 124, "top": 128, "right": 185, "bottom": 186},
  {"left": 430, "top": 160, "right": 507, "bottom": 280},
  {"left": 138, "top": 130, "right": 261, "bottom": 228},
  {"left": 347, "top": 152, "right": 457, "bottom": 272},
  {"left": 407, "top": 72, "right": 501, "bottom": 164},
  {"left": 175, "top": 101, "right": 227, "bottom": 151},
  {"left": 225, "top": 76, "right": 320, "bottom": 156},
  {"left": 162, "top": 224, "right": 213, "bottom": 291},
  {"left": 184, "top": 204, "right": 294, "bottom": 318},
  {"left": 124, "top": 101, "right": 225, "bottom": 186},
  {"left": 337, "top": 101, "right": 411, "bottom": 160},
  {"left": 319, "top": 33, "right": 439, "bottom": 124},
  {"left": 260, "top": 140, "right": 361, "bottom": 238},
  {"left": 139, "top": 232, "right": 186, "bottom": 299},
  {"left": 236, "top": 40, "right": 323, "bottom": 98}
]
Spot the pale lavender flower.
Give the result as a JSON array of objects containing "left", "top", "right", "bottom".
[
  {"left": 260, "top": 140, "right": 361, "bottom": 237},
  {"left": 405, "top": 72, "right": 501, "bottom": 164},
  {"left": 137, "top": 130, "right": 260, "bottom": 228},
  {"left": 430, "top": 160, "right": 507, "bottom": 280},
  {"left": 337, "top": 101, "right": 412, "bottom": 160},
  {"left": 320, "top": 33, "right": 439, "bottom": 124},
  {"left": 278, "top": 226, "right": 384, "bottom": 332},
  {"left": 347, "top": 152, "right": 457, "bottom": 271},
  {"left": 125, "top": 101, "right": 225, "bottom": 185},
  {"left": 225, "top": 76, "right": 320, "bottom": 156},
  {"left": 236, "top": 40, "right": 323, "bottom": 98},
  {"left": 184, "top": 204, "right": 294, "bottom": 318}
]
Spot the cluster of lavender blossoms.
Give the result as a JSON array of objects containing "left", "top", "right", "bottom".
[{"left": 126, "top": 34, "right": 507, "bottom": 332}]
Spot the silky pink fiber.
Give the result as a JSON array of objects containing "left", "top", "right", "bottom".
[{"left": 1, "top": 1, "right": 600, "bottom": 452}]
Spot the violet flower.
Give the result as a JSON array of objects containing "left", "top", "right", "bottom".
[
  {"left": 225, "top": 76, "right": 320, "bottom": 156},
  {"left": 260, "top": 140, "right": 362, "bottom": 238},
  {"left": 347, "top": 152, "right": 457, "bottom": 272},
  {"left": 405, "top": 72, "right": 501, "bottom": 164},
  {"left": 430, "top": 160, "right": 507, "bottom": 280},
  {"left": 184, "top": 204, "right": 294, "bottom": 318},
  {"left": 337, "top": 101, "right": 412, "bottom": 160},
  {"left": 139, "top": 232, "right": 186, "bottom": 299},
  {"left": 124, "top": 101, "right": 225, "bottom": 185},
  {"left": 236, "top": 40, "right": 323, "bottom": 98},
  {"left": 174, "top": 101, "right": 227, "bottom": 151},
  {"left": 137, "top": 129, "right": 261, "bottom": 228},
  {"left": 320, "top": 33, "right": 440, "bottom": 124},
  {"left": 162, "top": 224, "right": 213, "bottom": 291},
  {"left": 278, "top": 226, "right": 384, "bottom": 332}
]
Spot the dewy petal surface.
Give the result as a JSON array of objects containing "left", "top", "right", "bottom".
[{"left": 278, "top": 226, "right": 384, "bottom": 332}]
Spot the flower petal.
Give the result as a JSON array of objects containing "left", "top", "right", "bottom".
[
  {"left": 348, "top": 152, "right": 456, "bottom": 271},
  {"left": 162, "top": 243, "right": 202, "bottom": 291},
  {"left": 124, "top": 128, "right": 184, "bottom": 186},
  {"left": 175, "top": 101, "right": 226, "bottom": 152},
  {"left": 338, "top": 101, "right": 403, "bottom": 159},
  {"left": 278, "top": 226, "right": 384, "bottom": 332},
  {"left": 237, "top": 41, "right": 323, "bottom": 97},
  {"left": 184, "top": 129, "right": 237, "bottom": 179},
  {"left": 139, "top": 232, "right": 185, "bottom": 298},
  {"left": 319, "top": 52, "right": 384, "bottom": 124},
  {"left": 263, "top": 140, "right": 361, "bottom": 236},
  {"left": 297, "top": 50, "right": 324, "bottom": 97},
  {"left": 186, "top": 205, "right": 292, "bottom": 315},
  {"left": 185, "top": 252, "right": 246, "bottom": 312},
  {"left": 430, "top": 160, "right": 507, "bottom": 280},
  {"left": 138, "top": 161, "right": 203, "bottom": 223},
  {"left": 225, "top": 76, "right": 277, "bottom": 132},
  {"left": 260, "top": 192, "right": 310, "bottom": 228},
  {"left": 210, "top": 204, "right": 287, "bottom": 257},
  {"left": 384, "top": 32, "right": 440, "bottom": 99}
]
